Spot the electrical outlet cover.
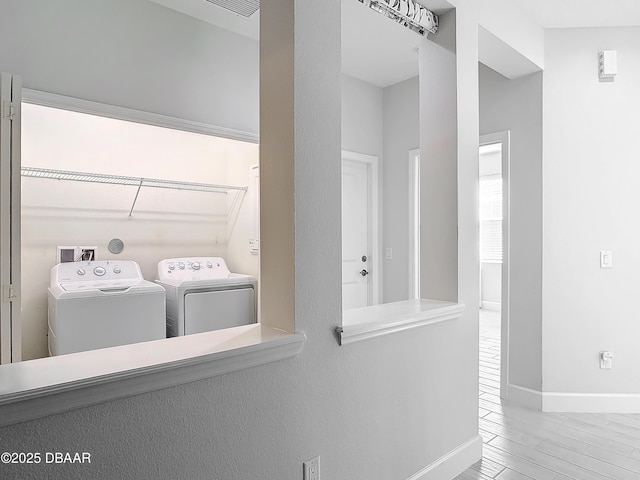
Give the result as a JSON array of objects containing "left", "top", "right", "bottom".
[{"left": 303, "top": 456, "right": 320, "bottom": 480}]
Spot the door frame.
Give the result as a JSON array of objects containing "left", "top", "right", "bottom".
[
  {"left": 479, "top": 131, "right": 510, "bottom": 399},
  {"left": 341, "top": 150, "right": 380, "bottom": 306},
  {"left": 408, "top": 148, "right": 420, "bottom": 299},
  {"left": 0, "top": 73, "right": 22, "bottom": 364}
]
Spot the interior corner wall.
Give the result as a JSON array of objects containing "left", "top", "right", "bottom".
[
  {"left": 479, "top": 63, "right": 543, "bottom": 393},
  {"left": 543, "top": 27, "right": 640, "bottom": 406},
  {"left": 382, "top": 76, "right": 419, "bottom": 303}
]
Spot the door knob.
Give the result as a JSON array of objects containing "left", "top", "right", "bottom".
[{"left": 360, "top": 269, "right": 369, "bottom": 277}]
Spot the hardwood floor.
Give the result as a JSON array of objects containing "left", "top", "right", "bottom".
[{"left": 455, "top": 309, "right": 640, "bottom": 480}]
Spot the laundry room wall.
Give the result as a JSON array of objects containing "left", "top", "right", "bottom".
[
  {"left": 20, "top": 104, "right": 259, "bottom": 360},
  {"left": 0, "top": 0, "right": 260, "bottom": 361}
]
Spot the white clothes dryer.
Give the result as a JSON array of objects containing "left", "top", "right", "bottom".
[
  {"left": 48, "top": 260, "right": 166, "bottom": 356},
  {"left": 156, "top": 257, "right": 257, "bottom": 337}
]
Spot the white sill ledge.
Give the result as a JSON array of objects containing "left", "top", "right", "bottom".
[
  {"left": 336, "top": 299, "right": 465, "bottom": 345},
  {"left": 0, "top": 324, "right": 305, "bottom": 427}
]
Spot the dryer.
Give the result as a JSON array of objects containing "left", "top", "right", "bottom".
[
  {"left": 48, "top": 260, "right": 166, "bottom": 356},
  {"left": 156, "top": 257, "right": 257, "bottom": 337}
]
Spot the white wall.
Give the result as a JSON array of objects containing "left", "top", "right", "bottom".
[
  {"left": 0, "top": 0, "right": 549, "bottom": 478},
  {"left": 543, "top": 27, "right": 640, "bottom": 404},
  {"left": 479, "top": 63, "right": 543, "bottom": 394},
  {"left": 383, "top": 77, "right": 420, "bottom": 303}
]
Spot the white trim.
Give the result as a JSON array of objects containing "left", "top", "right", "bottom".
[
  {"left": 22, "top": 88, "right": 259, "bottom": 144},
  {"left": 0, "top": 325, "right": 305, "bottom": 427},
  {"left": 341, "top": 150, "right": 381, "bottom": 306},
  {"left": 542, "top": 392, "right": 640, "bottom": 413},
  {"left": 506, "top": 383, "right": 543, "bottom": 410},
  {"left": 480, "top": 301, "right": 501, "bottom": 311},
  {"left": 406, "top": 435, "right": 482, "bottom": 480},
  {"left": 408, "top": 148, "right": 420, "bottom": 299},
  {"left": 505, "top": 385, "right": 640, "bottom": 413},
  {"left": 337, "top": 299, "right": 464, "bottom": 345},
  {"left": 480, "top": 131, "right": 510, "bottom": 400}
]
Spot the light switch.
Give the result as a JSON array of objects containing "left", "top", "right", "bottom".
[
  {"left": 600, "top": 250, "right": 613, "bottom": 268},
  {"left": 385, "top": 248, "right": 393, "bottom": 260}
]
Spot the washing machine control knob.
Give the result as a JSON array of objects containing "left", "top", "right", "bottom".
[
  {"left": 93, "top": 266, "right": 106, "bottom": 276},
  {"left": 113, "top": 266, "right": 121, "bottom": 274},
  {"left": 207, "top": 262, "right": 213, "bottom": 268},
  {"left": 192, "top": 262, "right": 201, "bottom": 270},
  {"left": 168, "top": 263, "right": 175, "bottom": 271},
  {"left": 77, "top": 268, "right": 86, "bottom": 276},
  {"left": 178, "top": 262, "right": 185, "bottom": 270}
]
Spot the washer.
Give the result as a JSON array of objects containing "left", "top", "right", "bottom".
[
  {"left": 48, "top": 260, "right": 166, "bottom": 356},
  {"left": 156, "top": 257, "right": 257, "bottom": 337}
]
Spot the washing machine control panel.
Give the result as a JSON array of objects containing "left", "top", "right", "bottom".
[
  {"left": 53, "top": 260, "right": 144, "bottom": 291},
  {"left": 157, "top": 257, "right": 231, "bottom": 281}
]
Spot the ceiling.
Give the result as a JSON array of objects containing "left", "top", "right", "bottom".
[
  {"left": 149, "top": 0, "right": 640, "bottom": 87},
  {"left": 509, "top": 0, "right": 640, "bottom": 29}
]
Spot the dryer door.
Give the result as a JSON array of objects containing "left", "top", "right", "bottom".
[{"left": 183, "top": 287, "right": 256, "bottom": 335}]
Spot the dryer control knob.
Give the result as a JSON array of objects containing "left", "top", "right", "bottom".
[
  {"left": 207, "top": 262, "right": 213, "bottom": 268},
  {"left": 178, "top": 263, "right": 185, "bottom": 270},
  {"left": 113, "top": 266, "right": 121, "bottom": 274},
  {"left": 93, "top": 266, "right": 106, "bottom": 276},
  {"left": 192, "top": 262, "right": 201, "bottom": 270},
  {"left": 77, "top": 268, "right": 86, "bottom": 276}
]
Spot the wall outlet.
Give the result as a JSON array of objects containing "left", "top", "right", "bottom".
[
  {"left": 303, "top": 456, "right": 320, "bottom": 480},
  {"left": 600, "top": 250, "right": 613, "bottom": 268},
  {"left": 600, "top": 351, "right": 613, "bottom": 369}
]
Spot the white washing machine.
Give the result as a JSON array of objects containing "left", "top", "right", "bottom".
[
  {"left": 48, "top": 260, "right": 166, "bottom": 356},
  {"left": 156, "top": 257, "right": 257, "bottom": 337}
]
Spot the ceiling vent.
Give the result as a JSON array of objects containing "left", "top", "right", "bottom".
[
  {"left": 358, "top": 0, "right": 438, "bottom": 36},
  {"left": 204, "top": 0, "right": 260, "bottom": 17}
]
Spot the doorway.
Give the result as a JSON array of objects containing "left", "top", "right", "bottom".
[
  {"left": 341, "top": 150, "right": 379, "bottom": 310},
  {"left": 479, "top": 131, "right": 509, "bottom": 399}
]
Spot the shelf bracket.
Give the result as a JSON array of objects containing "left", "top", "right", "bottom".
[{"left": 129, "top": 179, "right": 144, "bottom": 218}]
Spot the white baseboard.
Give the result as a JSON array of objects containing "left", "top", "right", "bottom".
[
  {"left": 506, "top": 383, "right": 640, "bottom": 413},
  {"left": 506, "top": 383, "right": 542, "bottom": 410},
  {"left": 542, "top": 392, "right": 640, "bottom": 413},
  {"left": 407, "top": 435, "right": 482, "bottom": 480},
  {"left": 480, "top": 301, "right": 501, "bottom": 311}
]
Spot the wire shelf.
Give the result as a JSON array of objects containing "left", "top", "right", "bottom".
[
  {"left": 21, "top": 166, "right": 247, "bottom": 193},
  {"left": 21, "top": 166, "right": 248, "bottom": 217}
]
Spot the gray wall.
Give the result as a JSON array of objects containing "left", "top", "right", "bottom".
[
  {"left": 341, "top": 74, "right": 421, "bottom": 304},
  {"left": 341, "top": 74, "right": 384, "bottom": 157},
  {"left": 0, "top": 1, "right": 479, "bottom": 479},
  {"left": 479, "top": 63, "right": 543, "bottom": 392},
  {"left": 542, "top": 27, "right": 640, "bottom": 398},
  {"left": 419, "top": 11, "right": 458, "bottom": 302},
  {"left": 0, "top": 0, "right": 259, "bottom": 134},
  {"left": 383, "top": 77, "right": 420, "bottom": 303}
]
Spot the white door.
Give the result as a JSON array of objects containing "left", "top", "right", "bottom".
[
  {"left": 342, "top": 155, "right": 377, "bottom": 310},
  {"left": 0, "top": 72, "right": 22, "bottom": 364}
]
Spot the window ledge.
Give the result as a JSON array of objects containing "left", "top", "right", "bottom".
[
  {"left": 0, "top": 325, "right": 304, "bottom": 427},
  {"left": 336, "top": 299, "right": 465, "bottom": 345}
]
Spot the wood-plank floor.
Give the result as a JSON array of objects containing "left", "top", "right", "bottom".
[{"left": 455, "top": 309, "right": 640, "bottom": 480}]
